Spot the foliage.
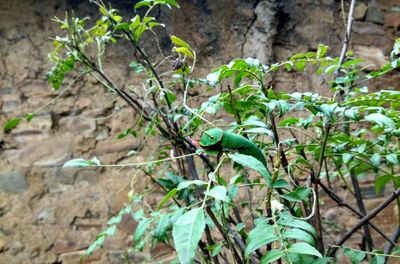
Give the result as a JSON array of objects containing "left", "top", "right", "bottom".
[{"left": 4, "top": 0, "right": 400, "bottom": 263}]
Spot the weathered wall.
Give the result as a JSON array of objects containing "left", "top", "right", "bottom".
[{"left": 0, "top": 0, "right": 399, "bottom": 263}]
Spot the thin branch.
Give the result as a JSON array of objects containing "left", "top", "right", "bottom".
[
  {"left": 384, "top": 225, "right": 400, "bottom": 263},
  {"left": 318, "top": 180, "right": 395, "bottom": 247},
  {"left": 328, "top": 188, "right": 400, "bottom": 256},
  {"left": 335, "top": 0, "right": 356, "bottom": 82}
]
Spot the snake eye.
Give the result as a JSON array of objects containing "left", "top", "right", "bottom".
[{"left": 204, "top": 131, "right": 214, "bottom": 140}]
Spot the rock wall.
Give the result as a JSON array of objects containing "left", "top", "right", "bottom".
[{"left": 0, "top": 0, "right": 399, "bottom": 263}]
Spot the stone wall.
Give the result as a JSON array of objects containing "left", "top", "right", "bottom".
[{"left": 0, "top": 0, "right": 399, "bottom": 263}]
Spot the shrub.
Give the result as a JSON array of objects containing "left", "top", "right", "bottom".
[{"left": 4, "top": 1, "right": 400, "bottom": 263}]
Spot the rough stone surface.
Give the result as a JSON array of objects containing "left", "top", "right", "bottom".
[
  {"left": 0, "top": 0, "right": 399, "bottom": 263},
  {"left": 366, "top": 7, "right": 385, "bottom": 25},
  {"left": 354, "top": 45, "right": 388, "bottom": 71},
  {"left": 385, "top": 12, "right": 400, "bottom": 28},
  {"left": 0, "top": 171, "right": 28, "bottom": 192},
  {"left": 242, "top": 0, "right": 277, "bottom": 63},
  {"left": 354, "top": 2, "right": 368, "bottom": 21}
]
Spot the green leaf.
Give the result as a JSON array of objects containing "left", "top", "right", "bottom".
[
  {"left": 279, "top": 117, "right": 299, "bottom": 127},
  {"left": 243, "top": 127, "right": 274, "bottom": 137},
  {"left": 245, "top": 219, "right": 278, "bottom": 257},
  {"left": 370, "top": 153, "right": 381, "bottom": 167},
  {"left": 206, "top": 69, "right": 222, "bottom": 85},
  {"left": 281, "top": 192, "right": 302, "bottom": 202},
  {"left": 283, "top": 228, "right": 316, "bottom": 246},
  {"left": 134, "top": 24, "right": 147, "bottom": 43},
  {"left": 158, "top": 188, "right": 178, "bottom": 210},
  {"left": 312, "top": 257, "right": 333, "bottom": 264},
  {"left": 134, "top": 1, "right": 152, "bottom": 9},
  {"left": 386, "top": 153, "right": 399, "bottom": 165},
  {"left": 204, "top": 186, "right": 230, "bottom": 202},
  {"left": 342, "top": 59, "right": 364, "bottom": 67},
  {"left": 3, "top": 118, "right": 21, "bottom": 133},
  {"left": 287, "top": 242, "right": 322, "bottom": 258},
  {"left": 154, "top": 214, "right": 170, "bottom": 240},
  {"left": 25, "top": 113, "right": 35, "bottom": 122},
  {"left": 343, "top": 248, "right": 366, "bottom": 264},
  {"left": 277, "top": 214, "right": 318, "bottom": 238},
  {"left": 273, "top": 179, "right": 289, "bottom": 188},
  {"left": 375, "top": 175, "right": 392, "bottom": 194},
  {"left": 261, "top": 249, "right": 283, "bottom": 264},
  {"left": 229, "top": 153, "right": 271, "bottom": 185},
  {"left": 172, "top": 208, "right": 206, "bottom": 264},
  {"left": 177, "top": 180, "right": 207, "bottom": 190},
  {"left": 325, "top": 64, "right": 340, "bottom": 74},
  {"left": 171, "top": 35, "right": 192, "bottom": 50},
  {"left": 62, "top": 159, "right": 92, "bottom": 168},
  {"left": 174, "top": 47, "right": 194, "bottom": 58},
  {"left": 316, "top": 44, "right": 328, "bottom": 59},
  {"left": 129, "top": 61, "right": 145, "bottom": 73},
  {"left": 114, "top": 22, "right": 130, "bottom": 31},
  {"left": 295, "top": 61, "right": 305, "bottom": 71},
  {"left": 365, "top": 113, "right": 395, "bottom": 129},
  {"left": 343, "top": 153, "right": 353, "bottom": 164},
  {"left": 370, "top": 255, "right": 385, "bottom": 264},
  {"left": 206, "top": 243, "right": 223, "bottom": 257},
  {"left": 133, "top": 218, "right": 152, "bottom": 242}
]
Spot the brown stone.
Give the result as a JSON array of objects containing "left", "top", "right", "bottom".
[
  {"left": 93, "top": 137, "right": 141, "bottom": 156},
  {"left": 53, "top": 240, "right": 86, "bottom": 255},
  {"left": 8, "top": 241, "right": 24, "bottom": 255},
  {"left": 151, "top": 242, "right": 172, "bottom": 256},
  {"left": 354, "top": 45, "right": 388, "bottom": 71},
  {"left": 385, "top": 13, "right": 400, "bottom": 28},
  {"left": 366, "top": 7, "right": 385, "bottom": 25},
  {"left": 352, "top": 21, "right": 385, "bottom": 35},
  {"left": 0, "top": 170, "right": 28, "bottom": 192},
  {"left": 20, "top": 80, "right": 53, "bottom": 97},
  {"left": 11, "top": 114, "right": 53, "bottom": 144},
  {"left": 59, "top": 115, "right": 96, "bottom": 138},
  {"left": 0, "top": 233, "right": 7, "bottom": 252},
  {"left": 1, "top": 94, "right": 20, "bottom": 113},
  {"left": 103, "top": 237, "right": 126, "bottom": 250},
  {"left": 354, "top": 3, "right": 368, "bottom": 21},
  {"left": 118, "top": 214, "right": 137, "bottom": 234},
  {"left": 72, "top": 218, "right": 103, "bottom": 230},
  {"left": 17, "top": 138, "right": 72, "bottom": 167},
  {"left": 59, "top": 250, "right": 102, "bottom": 264}
]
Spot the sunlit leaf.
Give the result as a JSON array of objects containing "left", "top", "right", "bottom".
[
  {"left": 3, "top": 118, "right": 21, "bottom": 133},
  {"left": 245, "top": 219, "right": 278, "bottom": 257},
  {"left": 287, "top": 242, "right": 322, "bottom": 258},
  {"left": 173, "top": 208, "right": 205, "bottom": 264}
]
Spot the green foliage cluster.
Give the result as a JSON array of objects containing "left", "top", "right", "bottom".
[{"left": 4, "top": 1, "right": 400, "bottom": 263}]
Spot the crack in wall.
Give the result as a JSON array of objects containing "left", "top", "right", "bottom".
[{"left": 240, "top": 0, "right": 261, "bottom": 58}]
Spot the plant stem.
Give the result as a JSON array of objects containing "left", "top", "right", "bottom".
[
  {"left": 328, "top": 188, "right": 400, "bottom": 256},
  {"left": 383, "top": 225, "right": 400, "bottom": 263}
]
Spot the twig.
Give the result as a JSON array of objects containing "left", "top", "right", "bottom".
[
  {"left": 334, "top": 0, "right": 374, "bottom": 251},
  {"left": 328, "top": 188, "right": 400, "bottom": 256},
  {"left": 384, "top": 225, "right": 400, "bottom": 263},
  {"left": 318, "top": 180, "right": 396, "bottom": 247}
]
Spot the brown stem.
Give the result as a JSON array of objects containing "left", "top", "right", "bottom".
[
  {"left": 383, "top": 225, "right": 400, "bottom": 263},
  {"left": 334, "top": 0, "right": 374, "bottom": 249},
  {"left": 121, "top": 28, "right": 173, "bottom": 110},
  {"left": 294, "top": 135, "right": 394, "bottom": 247},
  {"left": 313, "top": 121, "right": 331, "bottom": 253},
  {"left": 205, "top": 207, "right": 244, "bottom": 264}
]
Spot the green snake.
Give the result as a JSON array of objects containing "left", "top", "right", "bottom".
[{"left": 199, "top": 128, "right": 267, "bottom": 168}]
